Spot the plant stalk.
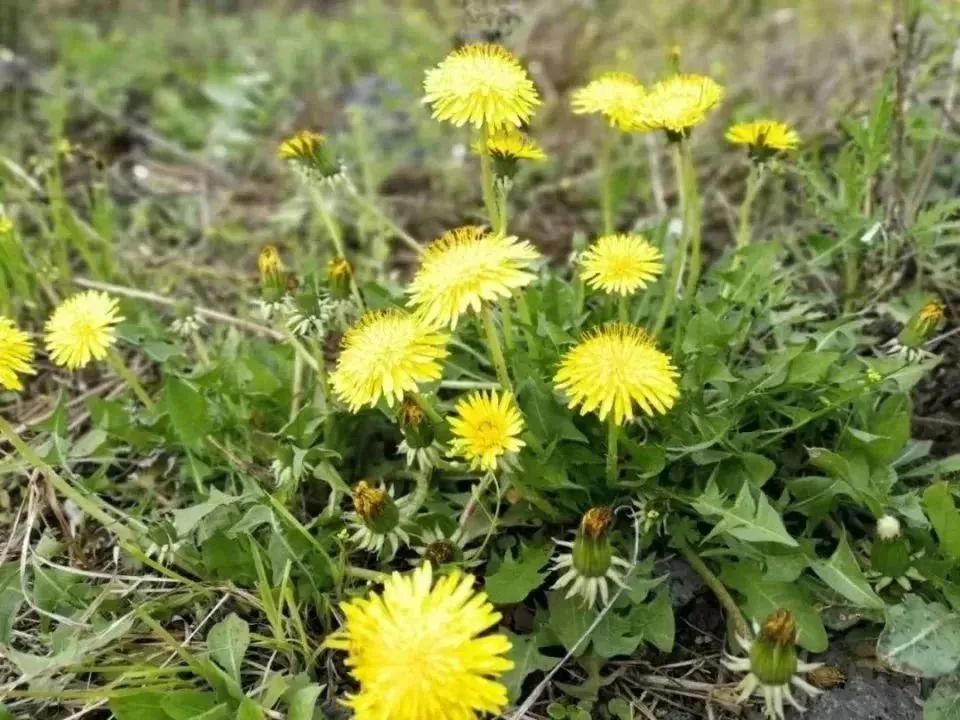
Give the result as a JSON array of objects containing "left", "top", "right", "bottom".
[
  {"left": 736, "top": 163, "right": 764, "bottom": 249},
  {"left": 605, "top": 416, "right": 620, "bottom": 486},
  {"left": 479, "top": 126, "right": 501, "bottom": 231},
  {"left": 107, "top": 349, "right": 155, "bottom": 412},
  {"left": 675, "top": 535, "right": 749, "bottom": 640},
  {"left": 480, "top": 305, "right": 512, "bottom": 391}
]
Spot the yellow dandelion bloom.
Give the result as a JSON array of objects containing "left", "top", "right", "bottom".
[
  {"left": 554, "top": 323, "right": 679, "bottom": 425},
  {"left": 633, "top": 74, "right": 724, "bottom": 135},
  {"left": 725, "top": 119, "right": 800, "bottom": 154},
  {"left": 448, "top": 390, "right": 525, "bottom": 472},
  {"left": 470, "top": 128, "right": 546, "bottom": 161},
  {"left": 278, "top": 130, "right": 342, "bottom": 181},
  {"left": 580, "top": 234, "right": 664, "bottom": 296},
  {"left": 44, "top": 291, "right": 123, "bottom": 370},
  {"left": 423, "top": 43, "right": 541, "bottom": 131},
  {"left": 407, "top": 226, "right": 540, "bottom": 329},
  {"left": 325, "top": 563, "right": 513, "bottom": 720},
  {"left": 571, "top": 72, "right": 646, "bottom": 131},
  {"left": 0, "top": 317, "right": 36, "bottom": 391},
  {"left": 330, "top": 309, "right": 449, "bottom": 412}
]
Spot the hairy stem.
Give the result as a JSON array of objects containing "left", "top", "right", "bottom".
[
  {"left": 481, "top": 306, "right": 512, "bottom": 391},
  {"left": 735, "top": 162, "right": 765, "bottom": 249},
  {"left": 606, "top": 416, "right": 620, "bottom": 486},
  {"left": 675, "top": 535, "right": 749, "bottom": 640}
]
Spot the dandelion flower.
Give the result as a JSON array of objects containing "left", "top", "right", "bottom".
[
  {"left": 423, "top": 43, "right": 540, "bottom": 131},
  {"left": 44, "top": 291, "right": 123, "bottom": 370},
  {"left": 571, "top": 72, "right": 646, "bottom": 131},
  {"left": 580, "top": 234, "right": 664, "bottom": 296},
  {"left": 325, "top": 562, "right": 514, "bottom": 720},
  {"left": 330, "top": 309, "right": 449, "bottom": 411},
  {"left": 448, "top": 390, "right": 525, "bottom": 472},
  {"left": 471, "top": 128, "right": 546, "bottom": 161},
  {"left": 0, "top": 317, "right": 36, "bottom": 391},
  {"left": 633, "top": 74, "right": 724, "bottom": 136},
  {"left": 723, "top": 609, "right": 823, "bottom": 720},
  {"left": 726, "top": 119, "right": 799, "bottom": 155},
  {"left": 899, "top": 298, "right": 946, "bottom": 349},
  {"left": 407, "top": 226, "right": 539, "bottom": 329},
  {"left": 278, "top": 130, "right": 343, "bottom": 182},
  {"left": 554, "top": 323, "right": 679, "bottom": 425}
]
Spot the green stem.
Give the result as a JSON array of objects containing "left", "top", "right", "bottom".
[
  {"left": 0, "top": 416, "right": 137, "bottom": 542},
  {"left": 401, "top": 471, "right": 432, "bottom": 519},
  {"left": 677, "top": 139, "right": 702, "bottom": 323},
  {"left": 345, "top": 180, "right": 423, "bottom": 256},
  {"left": 675, "top": 535, "right": 749, "bottom": 640},
  {"left": 736, "top": 163, "right": 764, "bottom": 249},
  {"left": 479, "top": 126, "right": 501, "bottom": 230},
  {"left": 651, "top": 143, "right": 690, "bottom": 336},
  {"left": 495, "top": 177, "right": 510, "bottom": 236},
  {"left": 600, "top": 131, "right": 616, "bottom": 234},
  {"left": 480, "top": 305, "right": 512, "bottom": 391},
  {"left": 618, "top": 294, "right": 629, "bottom": 323},
  {"left": 311, "top": 187, "right": 365, "bottom": 309},
  {"left": 107, "top": 349, "right": 155, "bottom": 411},
  {"left": 345, "top": 565, "right": 388, "bottom": 583},
  {"left": 414, "top": 392, "right": 444, "bottom": 426},
  {"left": 605, "top": 416, "right": 620, "bottom": 486}
]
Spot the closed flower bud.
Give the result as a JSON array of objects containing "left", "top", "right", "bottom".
[
  {"left": 398, "top": 395, "right": 435, "bottom": 449},
  {"left": 278, "top": 130, "right": 344, "bottom": 183},
  {"left": 899, "top": 299, "right": 945, "bottom": 348},
  {"left": 750, "top": 609, "right": 799, "bottom": 686},
  {"left": 572, "top": 507, "right": 614, "bottom": 577},
  {"left": 258, "top": 245, "right": 285, "bottom": 300},
  {"left": 352, "top": 480, "right": 400, "bottom": 535},
  {"left": 327, "top": 256, "right": 353, "bottom": 299}
]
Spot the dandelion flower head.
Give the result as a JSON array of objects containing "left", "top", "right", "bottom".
[
  {"left": 0, "top": 317, "right": 36, "bottom": 391},
  {"left": 448, "top": 390, "right": 526, "bottom": 472},
  {"left": 580, "top": 234, "right": 664, "bottom": 296},
  {"left": 726, "top": 119, "right": 799, "bottom": 154},
  {"left": 571, "top": 72, "right": 646, "bottom": 131},
  {"left": 633, "top": 74, "right": 724, "bottom": 135},
  {"left": 423, "top": 43, "right": 541, "bottom": 131},
  {"left": 554, "top": 323, "right": 679, "bottom": 425},
  {"left": 407, "top": 226, "right": 540, "bottom": 329},
  {"left": 44, "top": 291, "right": 123, "bottom": 370},
  {"left": 325, "top": 562, "right": 514, "bottom": 720}
]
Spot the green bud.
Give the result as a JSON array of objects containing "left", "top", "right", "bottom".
[
  {"left": 258, "top": 245, "right": 285, "bottom": 301},
  {"left": 352, "top": 480, "right": 400, "bottom": 535},
  {"left": 872, "top": 536, "right": 911, "bottom": 578},
  {"left": 398, "top": 396, "right": 435, "bottom": 449},
  {"left": 572, "top": 507, "right": 614, "bottom": 577},
  {"left": 327, "top": 256, "right": 353, "bottom": 300},
  {"left": 899, "top": 300, "right": 945, "bottom": 348},
  {"left": 750, "top": 609, "right": 798, "bottom": 685}
]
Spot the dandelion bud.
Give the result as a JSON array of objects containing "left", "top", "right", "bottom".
[
  {"left": 750, "top": 609, "right": 799, "bottom": 686},
  {"left": 423, "top": 539, "right": 457, "bottom": 566},
  {"left": 872, "top": 514, "right": 910, "bottom": 578},
  {"left": 258, "top": 245, "right": 285, "bottom": 301},
  {"left": 352, "top": 480, "right": 400, "bottom": 535},
  {"left": 398, "top": 395, "right": 435, "bottom": 449},
  {"left": 327, "top": 256, "right": 353, "bottom": 300},
  {"left": 278, "top": 130, "right": 343, "bottom": 183},
  {"left": 471, "top": 128, "right": 545, "bottom": 179},
  {"left": 572, "top": 507, "right": 614, "bottom": 578},
  {"left": 899, "top": 299, "right": 945, "bottom": 349}
]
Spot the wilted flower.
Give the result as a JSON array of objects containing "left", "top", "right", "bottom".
[
  {"left": 324, "top": 563, "right": 513, "bottom": 720},
  {"left": 411, "top": 525, "right": 482, "bottom": 569},
  {"left": 723, "top": 609, "right": 823, "bottom": 720},
  {"left": 345, "top": 480, "right": 410, "bottom": 557},
  {"left": 552, "top": 507, "right": 631, "bottom": 606},
  {"left": 423, "top": 43, "right": 540, "bottom": 131}
]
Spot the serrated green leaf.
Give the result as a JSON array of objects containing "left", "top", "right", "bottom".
[
  {"left": 877, "top": 595, "right": 960, "bottom": 677},
  {"left": 109, "top": 693, "right": 169, "bottom": 720},
  {"left": 160, "top": 690, "right": 220, "bottom": 719},
  {"left": 925, "top": 674, "right": 960, "bottom": 720},
  {"left": 693, "top": 482, "right": 797, "bottom": 546},
  {"left": 485, "top": 544, "right": 551, "bottom": 605},
  {"left": 207, "top": 613, "right": 249, "bottom": 682},
  {"left": 811, "top": 534, "right": 884, "bottom": 609},
  {"left": 500, "top": 631, "right": 556, "bottom": 702},
  {"left": 923, "top": 484, "right": 960, "bottom": 561},
  {"left": 164, "top": 377, "right": 210, "bottom": 447},
  {"left": 904, "top": 454, "right": 960, "bottom": 479},
  {"left": 630, "top": 591, "right": 674, "bottom": 652}
]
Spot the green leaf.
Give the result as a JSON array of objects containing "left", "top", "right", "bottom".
[
  {"left": 904, "top": 454, "right": 960, "bottom": 479},
  {"left": 500, "top": 631, "right": 556, "bottom": 702},
  {"left": 236, "top": 699, "right": 267, "bottom": 720},
  {"left": 787, "top": 351, "right": 842, "bottom": 384},
  {"left": 924, "top": 483, "right": 960, "bottom": 561},
  {"left": 207, "top": 613, "right": 250, "bottom": 682},
  {"left": 877, "top": 595, "right": 960, "bottom": 677},
  {"left": 630, "top": 591, "right": 674, "bottom": 652},
  {"left": 811, "top": 534, "right": 884, "bottom": 609},
  {"left": 485, "top": 544, "right": 552, "bottom": 605},
  {"left": 693, "top": 482, "right": 797, "bottom": 546},
  {"left": 109, "top": 693, "right": 169, "bottom": 720},
  {"left": 723, "top": 563, "right": 828, "bottom": 652},
  {"left": 925, "top": 675, "right": 960, "bottom": 720},
  {"left": 546, "top": 592, "right": 594, "bottom": 656},
  {"left": 164, "top": 377, "right": 210, "bottom": 447},
  {"left": 286, "top": 683, "right": 322, "bottom": 720},
  {"left": 161, "top": 690, "right": 220, "bottom": 719}
]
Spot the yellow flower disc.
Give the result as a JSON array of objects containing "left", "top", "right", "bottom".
[
  {"left": 571, "top": 72, "right": 646, "bottom": 131},
  {"left": 554, "top": 323, "right": 679, "bottom": 425},
  {"left": 0, "top": 316, "right": 36, "bottom": 391},
  {"left": 407, "top": 226, "right": 540, "bottom": 329},
  {"left": 423, "top": 43, "right": 541, "bottom": 131},
  {"left": 448, "top": 390, "right": 526, "bottom": 472},
  {"left": 633, "top": 74, "right": 724, "bottom": 134},
  {"left": 580, "top": 234, "right": 664, "bottom": 296},
  {"left": 725, "top": 119, "right": 799, "bottom": 153},
  {"left": 44, "top": 291, "right": 123, "bottom": 370},
  {"left": 330, "top": 309, "right": 449, "bottom": 412},
  {"left": 470, "top": 128, "right": 546, "bottom": 161},
  {"left": 325, "top": 563, "right": 514, "bottom": 720}
]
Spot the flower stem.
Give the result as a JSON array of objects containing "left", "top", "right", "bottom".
[
  {"left": 345, "top": 565, "right": 388, "bottom": 583},
  {"left": 651, "top": 142, "right": 690, "bottom": 336},
  {"left": 618, "top": 294, "right": 629, "bottom": 323},
  {"left": 402, "top": 471, "right": 432, "bottom": 519},
  {"left": 735, "top": 163, "right": 765, "bottom": 249},
  {"left": 0, "top": 415, "right": 137, "bottom": 542},
  {"left": 479, "top": 127, "right": 501, "bottom": 231},
  {"left": 480, "top": 306, "right": 512, "bottom": 391},
  {"left": 344, "top": 179, "right": 423, "bottom": 256},
  {"left": 107, "top": 349, "right": 155, "bottom": 412},
  {"left": 605, "top": 416, "right": 620, "bottom": 486},
  {"left": 675, "top": 534, "right": 749, "bottom": 639},
  {"left": 600, "top": 131, "right": 616, "bottom": 234},
  {"left": 413, "top": 392, "right": 444, "bottom": 426},
  {"left": 676, "top": 139, "right": 702, "bottom": 323},
  {"left": 311, "top": 187, "right": 365, "bottom": 309}
]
